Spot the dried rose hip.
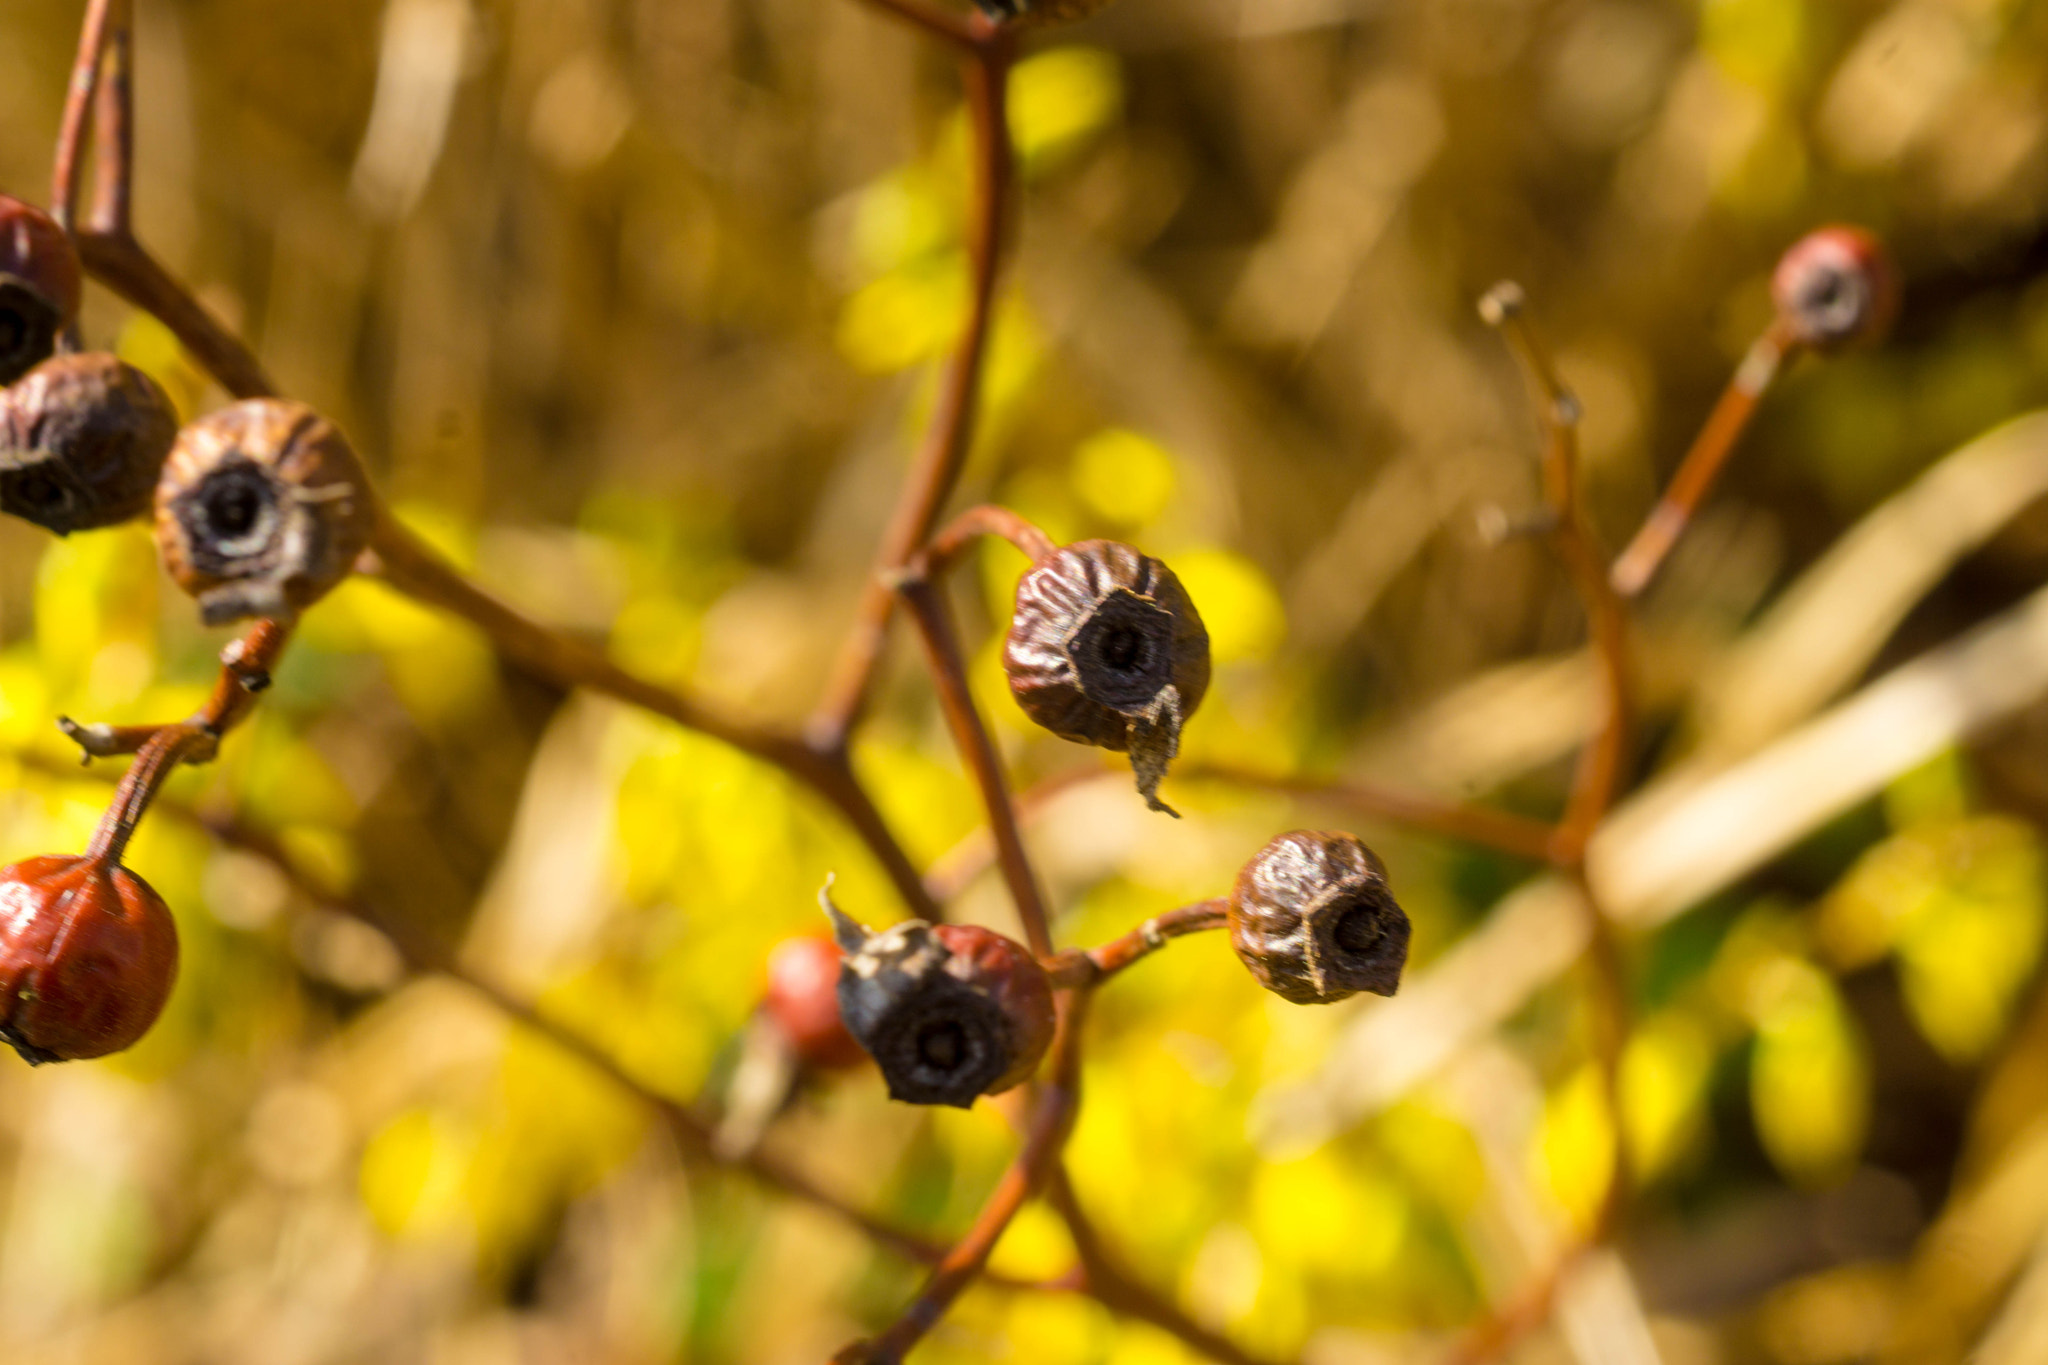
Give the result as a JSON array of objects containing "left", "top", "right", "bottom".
[
  {"left": 0, "top": 352, "right": 179, "bottom": 534},
  {"left": 824, "top": 898, "right": 1054, "bottom": 1108},
  {"left": 763, "top": 934, "right": 867, "bottom": 1071},
  {"left": 0, "top": 853, "right": 179, "bottom": 1064},
  {"left": 1228, "top": 830, "right": 1409, "bottom": 1005},
  {"left": 1003, "top": 539, "right": 1209, "bottom": 815},
  {"left": 155, "top": 399, "right": 373, "bottom": 625},
  {"left": 0, "top": 192, "right": 83, "bottom": 387},
  {"left": 1771, "top": 226, "right": 1897, "bottom": 352}
]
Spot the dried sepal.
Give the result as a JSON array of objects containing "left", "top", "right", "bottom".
[
  {"left": 0, "top": 193, "right": 83, "bottom": 387},
  {"left": 1003, "top": 540, "right": 1210, "bottom": 815},
  {"left": 0, "top": 853, "right": 179, "bottom": 1064},
  {"left": 1228, "top": 830, "right": 1409, "bottom": 1005},
  {"left": 0, "top": 353, "right": 179, "bottom": 534},
  {"left": 155, "top": 399, "right": 374, "bottom": 625},
  {"left": 822, "top": 884, "right": 1054, "bottom": 1108},
  {"left": 1771, "top": 226, "right": 1897, "bottom": 353}
]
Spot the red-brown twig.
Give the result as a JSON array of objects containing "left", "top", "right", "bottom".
[
  {"left": 895, "top": 569, "right": 1053, "bottom": 955},
  {"left": 1047, "top": 1165, "right": 1288, "bottom": 1365},
  {"left": 923, "top": 503, "right": 1057, "bottom": 578},
  {"left": 841, "top": 991, "right": 1089, "bottom": 1363},
  {"left": 1609, "top": 319, "right": 1799, "bottom": 598},
  {"left": 809, "top": 18, "right": 1017, "bottom": 752},
  {"left": 1042, "top": 898, "right": 1228, "bottom": 988},
  {"left": 1472, "top": 284, "right": 1634, "bottom": 1360},
  {"left": 361, "top": 511, "right": 939, "bottom": 922}
]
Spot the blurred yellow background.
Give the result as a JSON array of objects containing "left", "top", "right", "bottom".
[{"left": 7, "top": 0, "right": 2048, "bottom": 1363}]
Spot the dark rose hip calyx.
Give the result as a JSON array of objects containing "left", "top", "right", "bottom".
[
  {"left": 1228, "top": 830, "right": 1409, "bottom": 1005},
  {"left": 0, "top": 352, "right": 180, "bottom": 535},
  {"left": 0, "top": 192, "right": 83, "bottom": 387},
  {"left": 155, "top": 399, "right": 374, "bottom": 625},
  {"left": 0, "top": 852, "right": 179, "bottom": 1064},
  {"left": 822, "top": 886, "right": 1054, "bottom": 1108},
  {"left": 1003, "top": 539, "right": 1210, "bottom": 815}
]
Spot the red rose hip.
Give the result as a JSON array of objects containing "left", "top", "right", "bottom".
[
  {"left": 0, "top": 853, "right": 179, "bottom": 1064},
  {"left": 763, "top": 934, "right": 866, "bottom": 1071}
]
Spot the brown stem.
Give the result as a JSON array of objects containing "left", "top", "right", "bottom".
[
  {"left": 75, "top": 230, "right": 276, "bottom": 399},
  {"left": 361, "top": 510, "right": 940, "bottom": 922},
  {"left": 849, "top": 991, "right": 1088, "bottom": 1363},
  {"left": 923, "top": 503, "right": 1057, "bottom": 578},
  {"left": 52, "top": 0, "right": 123, "bottom": 231},
  {"left": 1609, "top": 320, "right": 1799, "bottom": 598},
  {"left": 896, "top": 572, "right": 1053, "bottom": 956},
  {"left": 924, "top": 763, "right": 1102, "bottom": 904},
  {"left": 1043, "top": 898, "right": 1228, "bottom": 988},
  {"left": 71, "top": 620, "right": 291, "bottom": 856},
  {"left": 1046, "top": 1166, "right": 1289, "bottom": 1365},
  {"left": 1481, "top": 283, "right": 1634, "bottom": 1215},
  {"left": 86, "top": 0, "right": 134, "bottom": 237},
  {"left": 808, "top": 28, "right": 1016, "bottom": 752},
  {"left": 852, "top": 0, "right": 988, "bottom": 49}
]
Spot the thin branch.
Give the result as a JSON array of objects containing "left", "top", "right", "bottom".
[
  {"left": 809, "top": 27, "right": 1017, "bottom": 751},
  {"left": 1481, "top": 282, "right": 1634, "bottom": 1225},
  {"left": 923, "top": 503, "right": 1056, "bottom": 578},
  {"left": 1609, "top": 320, "right": 1799, "bottom": 598},
  {"left": 51, "top": 0, "right": 123, "bottom": 231},
  {"left": 1046, "top": 1165, "right": 1290, "bottom": 1365},
  {"left": 843, "top": 992, "right": 1089, "bottom": 1363},
  {"left": 74, "top": 232, "right": 277, "bottom": 398},
  {"left": 896, "top": 570, "right": 1053, "bottom": 956},
  {"left": 924, "top": 763, "right": 1101, "bottom": 904},
  {"left": 360, "top": 511, "right": 941, "bottom": 923},
  {"left": 1042, "top": 898, "right": 1227, "bottom": 988}
]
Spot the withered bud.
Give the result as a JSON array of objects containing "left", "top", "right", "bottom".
[
  {"left": 0, "top": 853, "right": 179, "bottom": 1064},
  {"left": 0, "top": 193, "right": 83, "bottom": 387},
  {"left": 0, "top": 353, "right": 179, "bottom": 534},
  {"left": 822, "top": 884, "right": 1054, "bottom": 1108},
  {"left": 155, "top": 399, "right": 373, "bottom": 625},
  {"left": 1771, "top": 226, "right": 1897, "bottom": 352},
  {"left": 1003, "top": 540, "right": 1210, "bottom": 816},
  {"left": 1228, "top": 830, "right": 1409, "bottom": 1006}
]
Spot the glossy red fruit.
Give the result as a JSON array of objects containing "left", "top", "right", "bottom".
[
  {"left": 1771, "top": 226, "right": 1897, "bottom": 352},
  {"left": 0, "top": 853, "right": 179, "bottom": 1064},
  {"left": 763, "top": 935, "right": 866, "bottom": 1071},
  {"left": 824, "top": 900, "right": 1054, "bottom": 1109},
  {"left": 0, "top": 193, "right": 83, "bottom": 387}
]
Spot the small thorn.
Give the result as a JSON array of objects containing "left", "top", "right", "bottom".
[{"left": 818, "top": 874, "right": 869, "bottom": 953}]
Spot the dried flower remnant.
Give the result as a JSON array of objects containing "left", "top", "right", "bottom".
[
  {"left": 1003, "top": 539, "right": 1210, "bottom": 815},
  {"left": 0, "top": 352, "right": 178, "bottom": 534},
  {"left": 0, "top": 853, "right": 179, "bottom": 1064},
  {"left": 0, "top": 192, "right": 83, "bottom": 386},
  {"left": 1771, "top": 225, "right": 1898, "bottom": 352},
  {"left": 1228, "top": 830, "right": 1409, "bottom": 1005},
  {"left": 155, "top": 399, "right": 373, "bottom": 625},
  {"left": 822, "top": 884, "right": 1054, "bottom": 1108}
]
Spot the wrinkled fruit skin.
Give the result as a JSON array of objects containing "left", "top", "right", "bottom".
[
  {"left": 835, "top": 919, "right": 1054, "bottom": 1108},
  {"left": 764, "top": 935, "right": 867, "bottom": 1071},
  {"left": 0, "top": 854, "right": 179, "bottom": 1064},
  {"left": 155, "top": 399, "right": 373, "bottom": 625},
  {"left": 1771, "top": 225, "right": 1897, "bottom": 352},
  {"left": 0, "top": 193, "right": 83, "bottom": 387},
  {"left": 1229, "top": 830, "right": 1409, "bottom": 1005},
  {"left": 1004, "top": 540, "right": 1209, "bottom": 813},
  {"left": 0, "top": 353, "right": 180, "bottom": 535}
]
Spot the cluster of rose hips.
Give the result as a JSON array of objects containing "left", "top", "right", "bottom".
[{"left": 0, "top": 189, "right": 373, "bottom": 1065}]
